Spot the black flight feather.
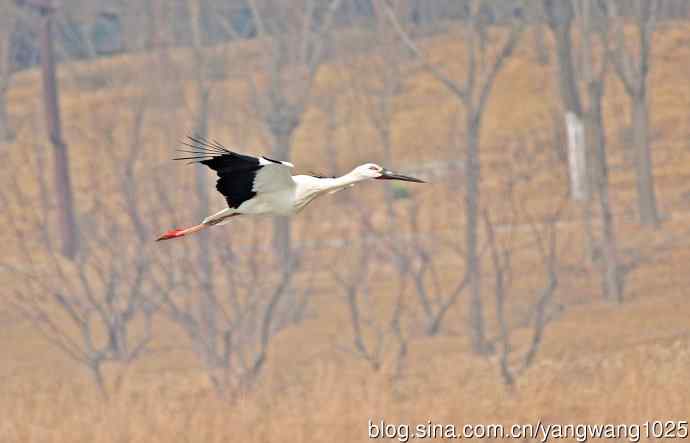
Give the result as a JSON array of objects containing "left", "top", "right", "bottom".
[{"left": 174, "top": 136, "right": 263, "bottom": 209}]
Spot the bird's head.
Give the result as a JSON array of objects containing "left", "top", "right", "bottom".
[{"left": 353, "top": 163, "right": 426, "bottom": 183}]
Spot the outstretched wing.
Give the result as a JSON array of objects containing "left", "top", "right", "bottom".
[{"left": 175, "top": 136, "right": 295, "bottom": 209}]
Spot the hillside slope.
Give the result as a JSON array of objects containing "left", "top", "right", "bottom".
[{"left": 2, "top": 22, "right": 690, "bottom": 442}]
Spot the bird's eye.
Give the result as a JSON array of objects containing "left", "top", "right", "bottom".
[{"left": 369, "top": 165, "right": 379, "bottom": 171}]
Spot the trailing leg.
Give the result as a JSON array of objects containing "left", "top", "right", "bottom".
[
  {"left": 156, "top": 211, "right": 239, "bottom": 241},
  {"left": 156, "top": 223, "right": 208, "bottom": 241}
]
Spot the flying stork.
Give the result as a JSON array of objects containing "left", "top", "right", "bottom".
[{"left": 156, "top": 137, "right": 426, "bottom": 241}]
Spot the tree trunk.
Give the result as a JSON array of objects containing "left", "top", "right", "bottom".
[
  {"left": 466, "top": 113, "right": 487, "bottom": 354},
  {"left": 632, "top": 93, "right": 659, "bottom": 227},
  {"left": 271, "top": 129, "right": 293, "bottom": 265},
  {"left": 533, "top": 24, "right": 550, "bottom": 65},
  {"left": 90, "top": 362, "right": 109, "bottom": 401},
  {"left": 194, "top": 91, "right": 217, "bottom": 344},
  {"left": 144, "top": 0, "right": 161, "bottom": 50},
  {"left": 0, "top": 7, "right": 14, "bottom": 143},
  {"left": 0, "top": 89, "right": 9, "bottom": 142},
  {"left": 589, "top": 83, "right": 623, "bottom": 302},
  {"left": 549, "top": 14, "right": 582, "bottom": 117},
  {"left": 40, "top": 12, "right": 78, "bottom": 259},
  {"left": 580, "top": 0, "right": 623, "bottom": 301},
  {"left": 545, "top": 0, "right": 583, "bottom": 143},
  {"left": 189, "top": 0, "right": 216, "bottom": 347},
  {"left": 546, "top": 4, "right": 596, "bottom": 261},
  {"left": 380, "top": 126, "right": 396, "bottom": 223}
]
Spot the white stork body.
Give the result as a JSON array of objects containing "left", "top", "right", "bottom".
[{"left": 157, "top": 137, "right": 424, "bottom": 241}]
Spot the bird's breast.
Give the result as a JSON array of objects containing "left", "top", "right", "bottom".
[
  {"left": 233, "top": 188, "right": 295, "bottom": 216},
  {"left": 289, "top": 183, "right": 325, "bottom": 213}
]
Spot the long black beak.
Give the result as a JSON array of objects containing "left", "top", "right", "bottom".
[{"left": 376, "top": 169, "right": 426, "bottom": 183}]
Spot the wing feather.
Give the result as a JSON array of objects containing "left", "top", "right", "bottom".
[
  {"left": 253, "top": 162, "right": 295, "bottom": 194},
  {"left": 174, "top": 136, "right": 295, "bottom": 209}
]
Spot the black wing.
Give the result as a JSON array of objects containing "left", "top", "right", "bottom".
[{"left": 174, "top": 136, "right": 263, "bottom": 209}]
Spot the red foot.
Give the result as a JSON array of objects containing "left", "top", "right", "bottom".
[{"left": 156, "top": 229, "right": 185, "bottom": 241}]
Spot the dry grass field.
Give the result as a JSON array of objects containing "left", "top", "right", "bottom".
[{"left": 2, "top": 21, "right": 690, "bottom": 442}]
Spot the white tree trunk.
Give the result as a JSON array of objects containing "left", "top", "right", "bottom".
[{"left": 565, "top": 112, "right": 588, "bottom": 201}]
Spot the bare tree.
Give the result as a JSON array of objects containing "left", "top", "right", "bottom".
[
  {"left": 186, "top": 0, "right": 216, "bottom": 352},
  {"left": 332, "top": 212, "right": 382, "bottom": 371},
  {"left": 5, "top": 189, "right": 158, "bottom": 399},
  {"left": 342, "top": 7, "right": 418, "bottom": 351},
  {"left": 332, "top": 205, "right": 407, "bottom": 377},
  {"left": 157, "top": 220, "right": 304, "bottom": 398},
  {"left": 384, "top": 0, "right": 524, "bottom": 354},
  {"left": 543, "top": 0, "right": 597, "bottom": 263},
  {"left": 0, "top": 1, "right": 21, "bottom": 142},
  {"left": 311, "top": 86, "right": 348, "bottom": 179},
  {"left": 543, "top": 0, "right": 629, "bottom": 296},
  {"left": 607, "top": 0, "right": 661, "bottom": 227},
  {"left": 526, "top": 1, "right": 550, "bottom": 65},
  {"left": 578, "top": 0, "right": 623, "bottom": 301},
  {"left": 4, "top": 82, "right": 180, "bottom": 398},
  {"left": 244, "top": 0, "right": 343, "bottom": 264},
  {"left": 16, "top": 0, "right": 79, "bottom": 258},
  {"left": 484, "top": 140, "right": 565, "bottom": 386},
  {"left": 484, "top": 207, "right": 560, "bottom": 386},
  {"left": 349, "top": 2, "right": 412, "bottom": 220},
  {"left": 377, "top": 198, "right": 470, "bottom": 337},
  {"left": 84, "top": 46, "right": 304, "bottom": 397},
  {"left": 543, "top": 0, "right": 582, "bottom": 118}
]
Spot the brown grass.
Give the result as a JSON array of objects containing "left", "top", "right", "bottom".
[{"left": 2, "top": 22, "right": 690, "bottom": 442}]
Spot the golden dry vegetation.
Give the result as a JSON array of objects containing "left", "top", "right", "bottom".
[{"left": 2, "top": 22, "right": 690, "bottom": 442}]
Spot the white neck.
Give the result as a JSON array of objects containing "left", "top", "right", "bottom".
[
  {"left": 292, "top": 170, "right": 370, "bottom": 212},
  {"left": 317, "top": 171, "right": 368, "bottom": 193}
]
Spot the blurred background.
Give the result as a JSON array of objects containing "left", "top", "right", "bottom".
[{"left": 1, "top": 0, "right": 690, "bottom": 441}]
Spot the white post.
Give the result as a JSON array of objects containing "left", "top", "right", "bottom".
[{"left": 565, "top": 112, "right": 588, "bottom": 201}]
